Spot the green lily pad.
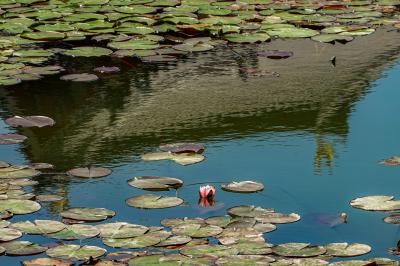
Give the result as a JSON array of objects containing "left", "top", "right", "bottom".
[
  {"left": 46, "top": 245, "right": 106, "bottom": 261},
  {"left": 350, "top": 195, "right": 400, "bottom": 211},
  {"left": 13, "top": 49, "right": 54, "bottom": 57},
  {"left": 216, "top": 255, "right": 275, "bottom": 265},
  {"left": 127, "top": 254, "right": 177, "bottom": 265},
  {"left": 47, "top": 224, "right": 99, "bottom": 240},
  {"left": 272, "top": 243, "right": 327, "bottom": 257},
  {"left": 0, "top": 76, "right": 21, "bottom": 86},
  {"left": 67, "top": 167, "right": 112, "bottom": 178},
  {"left": 60, "top": 207, "right": 115, "bottom": 222},
  {"left": 10, "top": 220, "right": 66, "bottom": 234},
  {"left": 126, "top": 194, "right": 184, "bottom": 209},
  {"left": 161, "top": 217, "right": 205, "bottom": 227},
  {"left": 141, "top": 152, "right": 205, "bottom": 165},
  {"left": 228, "top": 241, "right": 273, "bottom": 255},
  {"left": 128, "top": 176, "right": 183, "bottom": 191},
  {"left": 205, "top": 216, "right": 232, "bottom": 227},
  {"left": 103, "top": 230, "right": 170, "bottom": 248},
  {"left": 267, "top": 27, "right": 319, "bottom": 38},
  {"left": 23, "top": 65, "right": 64, "bottom": 75},
  {"left": 181, "top": 244, "right": 239, "bottom": 258},
  {"left": 311, "top": 34, "right": 354, "bottom": 43},
  {"left": 63, "top": 47, "right": 113, "bottom": 57},
  {"left": 5, "top": 116, "right": 55, "bottom": 128},
  {"left": 339, "top": 28, "right": 375, "bottom": 36},
  {"left": 0, "top": 227, "right": 22, "bottom": 241},
  {"left": 329, "top": 260, "right": 370, "bottom": 266},
  {"left": 217, "top": 227, "right": 264, "bottom": 245},
  {"left": 227, "top": 205, "right": 274, "bottom": 218},
  {"left": 21, "top": 31, "right": 65, "bottom": 40},
  {"left": 225, "top": 33, "right": 270, "bottom": 43},
  {"left": 325, "top": 243, "right": 371, "bottom": 257},
  {"left": 96, "top": 222, "right": 148, "bottom": 238},
  {"left": 222, "top": 181, "right": 264, "bottom": 193},
  {"left": 0, "top": 199, "right": 41, "bottom": 214},
  {"left": 0, "top": 166, "right": 40, "bottom": 179},
  {"left": 115, "top": 5, "right": 156, "bottom": 14},
  {"left": 0, "top": 241, "right": 47, "bottom": 256},
  {"left": 173, "top": 42, "right": 214, "bottom": 52},
  {"left": 172, "top": 224, "right": 223, "bottom": 238},
  {"left": 108, "top": 39, "right": 159, "bottom": 50},
  {"left": 156, "top": 235, "right": 192, "bottom": 247}
]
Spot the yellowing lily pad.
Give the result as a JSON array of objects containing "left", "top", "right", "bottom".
[
  {"left": 0, "top": 227, "right": 22, "bottom": 241},
  {"left": 350, "top": 195, "right": 400, "bottom": 211},
  {"left": 0, "top": 240, "right": 47, "bottom": 256}
]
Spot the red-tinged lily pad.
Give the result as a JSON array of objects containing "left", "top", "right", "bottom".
[
  {"left": 127, "top": 176, "right": 183, "bottom": 191},
  {"left": 257, "top": 50, "right": 293, "bottom": 59},
  {"left": 5, "top": 116, "right": 55, "bottom": 128},
  {"left": 0, "top": 134, "right": 27, "bottom": 144},
  {"left": 0, "top": 241, "right": 47, "bottom": 256},
  {"left": 126, "top": 194, "right": 184, "bottom": 209},
  {"left": 379, "top": 156, "right": 400, "bottom": 166},
  {"left": 21, "top": 258, "right": 73, "bottom": 266},
  {"left": 67, "top": 167, "right": 112, "bottom": 178},
  {"left": 159, "top": 143, "right": 205, "bottom": 154},
  {"left": 60, "top": 73, "right": 99, "bottom": 82},
  {"left": 93, "top": 66, "right": 121, "bottom": 73},
  {"left": 221, "top": 181, "right": 264, "bottom": 193}
]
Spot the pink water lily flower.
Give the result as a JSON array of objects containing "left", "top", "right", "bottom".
[{"left": 199, "top": 185, "right": 215, "bottom": 198}]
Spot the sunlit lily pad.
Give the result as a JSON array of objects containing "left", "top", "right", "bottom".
[
  {"left": 103, "top": 230, "right": 170, "bottom": 248},
  {"left": 46, "top": 245, "right": 106, "bottom": 261},
  {"left": 36, "top": 194, "right": 63, "bottom": 202},
  {"left": 172, "top": 224, "right": 223, "bottom": 238},
  {"left": 224, "top": 33, "right": 270, "bottom": 43},
  {"left": 28, "top": 163, "right": 54, "bottom": 170},
  {"left": 0, "top": 220, "right": 10, "bottom": 228},
  {"left": 10, "top": 220, "right": 66, "bottom": 234},
  {"left": 325, "top": 243, "right": 371, "bottom": 257},
  {"left": 217, "top": 227, "right": 264, "bottom": 245},
  {"left": 255, "top": 212, "right": 301, "bottom": 224},
  {"left": 0, "top": 166, "right": 40, "bottom": 179},
  {"left": 228, "top": 241, "right": 273, "bottom": 255},
  {"left": 156, "top": 235, "right": 192, "bottom": 247},
  {"left": 383, "top": 213, "right": 400, "bottom": 224},
  {"left": 5, "top": 115, "right": 55, "bottom": 128},
  {"left": 60, "top": 207, "right": 115, "bottom": 222},
  {"left": 221, "top": 181, "right": 264, "bottom": 193},
  {"left": 379, "top": 156, "right": 400, "bottom": 166},
  {"left": 0, "top": 134, "right": 27, "bottom": 144},
  {"left": 350, "top": 195, "right": 400, "bottom": 211},
  {"left": 161, "top": 217, "right": 205, "bottom": 227},
  {"left": 63, "top": 47, "right": 113, "bottom": 57},
  {"left": 0, "top": 76, "right": 21, "bottom": 86},
  {"left": 126, "top": 194, "right": 184, "bottom": 209},
  {"left": 206, "top": 216, "right": 231, "bottom": 227},
  {"left": 272, "top": 243, "right": 326, "bottom": 257},
  {"left": 60, "top": 73, "right": 99, "bottom": 82},
  {"left": 67, "top": 167, "right": 112, "bottom": 178},
  {"left": 329, "top": 260, "right": 370, "bottom": 266},
  {"left": 0, "top": 199, "right": 41, "bottom": 214},
  {"left": 181, "top": 244, "right": 239, "bottom": 258},
  {"left": 159, "top": 143, "right": 205, "bottom": 153},
  {"left": 216, "top": 255, "right": 275, "bottom": 265},
  {"left": 141, "top": 152, "right": 205, "bottom": 165},
  {"left": 128, "top": 176, "right": 183, "bottom": 191},
  {"left": 96, "top": 222, "right": 148, "bottom": 238},
  {"left": 0, "top": 227, "right": 22, "bottom": 241},
  {"left": 0, "top": 240, "right": 47, "bottom": 256},
  {"left": 108, "top": 39, "right": 159, "bottom": 50},
  {"left": 47, "top": 224, "right": 99, "bottom": 240},
  {"left": 21, "top": 258, "right": 72, "bottom": 266},
  {"left": 227, "top": 205, "right": 274, "bottom": 218}
]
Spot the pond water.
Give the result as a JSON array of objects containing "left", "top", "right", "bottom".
[{"left": 1, "top": 29, "right": 400, "bottom": 264}]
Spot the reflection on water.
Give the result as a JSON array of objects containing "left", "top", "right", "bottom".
[{"left": 0, "top": 28, "right": 400, "bottom": 263}]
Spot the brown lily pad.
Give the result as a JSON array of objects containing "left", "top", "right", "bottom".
[
  {"left": 21, "top": 258, "right": 73, "bottom": 266},
  {"left": 93, "top": 66, "right": 120, "bottom": 73},
  {"left": 257, "top": 50, "right": 293, "bottom": 59},
  {"left": 60, "top": 73, "right": 99, "bottom": 82}
]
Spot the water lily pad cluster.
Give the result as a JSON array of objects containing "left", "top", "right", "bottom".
[
  {"left": 142, "top": 142, "right": 205, "bottom": 165},
  {"left": 1, "top": 0, "right": 399, "bottom": 86}
]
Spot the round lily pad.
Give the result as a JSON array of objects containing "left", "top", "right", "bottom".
[
  {"left": 205, "top": 216, "right": 232, "bottom": 227},
  {"left": 161, "top": 217, "right": 205, "bottom": 227},
  {"left": 60, "top": 73, "right": 99, "bottom": 82},
  {"left": 217, "top": 227, "right": 264, "bottom": 245},
  {"left": 21, "top": 31, "right": 65, "bottom": 40},
  {"left": 96, "top": 222, "right": 148, "bottom": 238},
  {"left": 181, "top": 244, "right": 239, "bottom": 258},
  {"left": 224, "top": 33, "right": 270, "bottom": 43},
  {"left": 0, "top": 227, "right": 22, "bottom": 241},
  {"left": 46, "top": 245, "right": 106, "bottom": 261},
  {"left": 311, "top": 34, "right": 354, "bottom": 43},
  {"left": 227, "top": 205, "right": 274, "bottom": 218},
  {"left": 36, "top": 194, "right": 64, "bottom": 202},
  {"left": 5, "top": 115, "right": 55, "bottom": 128},
  {"left": 0, "top": 220, "right": 10, "bottom": 228},
  {"left": 8, "top": 178, "right": 37, "bottom": 186},
  {"left": 216, "top": 255, "right": 275, "bottom": 265},
  {"left": 325, "top": 243, "right": 371, "bottom": 257},
  {"left": 60, "top": 207, "right": 115, "bottom": 222},
  {"left": 272, "top": 243, "right": 327, "bottom": 257},
  {"left": 221, "top": 181, "right": 264, "bottom": 193},
  {"left": 267, "top": 27, "right": 319, "bottom": 38},
  {"left": 0, "top": 134, "right": 27, "bottom": 144},
  {"left": 127, "top": 176, "right": 183, "bottom": 191},
  {"left": 0, "top": 241, "right": 47, "bottom": 256},
  {"left": 350, "top": 195, "right": 400, "bottom": 211},
  {"left": 172, "top": 224, "right": 223, "bottom": 238},
  {"left": 0, "top": 166, "right": 40, "bottom": 179},
  {"left": 63, "top": 47, "right": 113, "bottom": 57},
  {"left": 21, "top": 258, "right": 72, "bottom": 266},
  {"left": 255, "top": 212, "right": 301, "bottom": 224},
  {"left": 159, "top": 143, "right": 205, "bottom": 154},
  {"left": 379, "top": 156, "right": 400, "bottom": 166},
  {"left": 0, "top": 199, "right": 41, "bottom": 214},
  {"left": 47, "top": 224, "right": 99, "bottom": 240},
  {"left": 67, "top": 167, "right": 112, "bottom": 178},
  {"left": 102, "top": 230, "right": 170, "bottom": 248},
  {"left": 141, "top": 152, "right": 205, "bottom": 165},
  {"left": 155, "top": 235, "right": 192, "bottom": 247},
  {"left": 126, "top": 194, "right": 184, "bottom": 209},
  {"left": 10, "top": 220, "right": 66, "bottom": 234}
]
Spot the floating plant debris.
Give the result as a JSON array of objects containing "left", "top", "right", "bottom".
[
  {"left": 127, "top": 176, "right": 183, "bottom": 191},
  {"left": 350, "top": 195, "right": 400, "bottom": 211},
  {"left": 5, "top": 115, "right": 55, "bottom": 128},
  {"left": 221, "top": 181, "right": 264, "bottom": 193},
  {"left": 67, "top": 167, "right": 112, "bottom": 178}
]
